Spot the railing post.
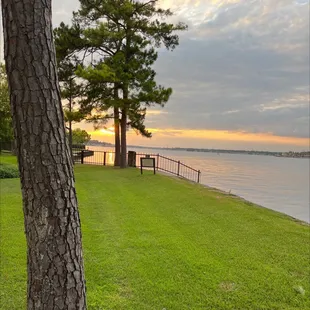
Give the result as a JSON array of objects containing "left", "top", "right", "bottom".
[
  {"left": 177, "top": 160, "right": 180, "bottom": 176},
  {"left": 128, "top": 151, "right": 136, "bottom": 167},
  {"left": 81, "top": 150, "right": 84, "bottom": 164},
  {"left": 103, "top": 152, "right": 106, "bottom": 166},
  {"left": 156, "top": 154, "right": 159, "bottom": 170},
  {"left": 197, "top": 170, "right": 201, "bottom": 183}
]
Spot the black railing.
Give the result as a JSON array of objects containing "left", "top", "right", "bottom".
[
  {"left": 135, "top": 153, "right": 200, "bottom": 183},
  {"left": 75, "top": 149, "right": 201, "bottom": 183},
  {"left": 0, "top": 141, "right": 15, "bottom": 153}
]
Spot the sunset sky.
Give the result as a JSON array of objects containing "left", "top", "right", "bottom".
[{"left": 1, "top": 1, "right": 309, "bottom": 151}]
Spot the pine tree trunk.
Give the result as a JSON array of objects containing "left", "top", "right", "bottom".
[
  {"left": 1, "top": 1, "right": 87, "bottom": 309},
  {"left": 68, "top": 87, "right": 74, "bottom": 165},
  {"left": 69, "top": 120, "right": 74, "bottom": 164},
  {"left": 114, "top": 109, "right": 121, "bottom": 167},
  {"left": 113, "top": 85, "right": 121, "bottom": 168},
  {"left": 120, "top": 108, "right": 127, "bottom": 168},
  {"left": 113, "top": 84, "right": 120, "bottom": 166}
]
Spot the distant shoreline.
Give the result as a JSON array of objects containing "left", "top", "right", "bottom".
[{"left": 86, "top": 141, "right": 309, "bottom": 159}]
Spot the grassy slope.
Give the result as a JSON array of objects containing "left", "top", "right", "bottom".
[
  {"left": 0, "top": 153, "right": 18, "bottom": 165},
  {"left": 0, "top": 162, "right": 309, "bottom": 310}
]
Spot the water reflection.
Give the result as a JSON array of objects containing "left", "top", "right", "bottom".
[{"left": 83, "top": 146, "right": 115, "bottom": 165}]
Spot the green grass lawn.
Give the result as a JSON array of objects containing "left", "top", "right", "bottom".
[
  {"left": 0, "top": 160, "right": 309, "bottom": 309},
  {"left": 0, "top": 153, "right": 19, "bottom": 179},
  {"left": 0, "top": 152, "right": 18, "bottom": 165}
]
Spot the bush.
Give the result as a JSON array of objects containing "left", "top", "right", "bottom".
[{"left": 0, "top": 163, "right": 19, "bottom": 179}]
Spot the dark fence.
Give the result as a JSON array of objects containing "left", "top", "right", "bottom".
[
  {"left": 76, "top": 149, "right": 201, "bottom": 183},
  {"left": 1, "top": 143, "right": 201, "bottom": 183},
  {"left": 135, "top": 153, "right": 201, "bottom": 183},
  {"left": 0, "top": 141, "right": 15, "bottom": 153}
]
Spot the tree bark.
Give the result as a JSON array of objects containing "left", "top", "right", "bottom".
[
  {"left": 113, "top": 84, "right": 120, "bottom": 167},
  {"left": 120, "top": 29, "right": 131, "bottom": 169},
  {"left": 114, "top": 107, "right": 121, "bottom": 167},
  {"left": 1, "top": 1, "right": 87, "bottom": 309},
  {"left": 68, "top": 120, "right": 74, "bottom": 165},
  {"left": 68, "top": 81, "right": 74, "bottom": 165},
  {"left": 120, "top": 84, "right": 128, "bottom": 169},
  {"left": 120, "top": 108, "right": 127, "bottom": 168}
]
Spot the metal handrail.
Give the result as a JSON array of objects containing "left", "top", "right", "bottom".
[
  {"left": 135, "top": 153, "right": 201, "bottom": 183},
  {"left": 76, "top": 149, "right": 201, "bottom": 183}
]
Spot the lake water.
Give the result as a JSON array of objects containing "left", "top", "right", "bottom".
[{"left": 86, "top": 145, "right": 310, "bottom": 223}]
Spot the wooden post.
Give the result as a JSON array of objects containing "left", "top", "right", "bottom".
[
  {"left": 128, "top": 151, "right": 136, "bottom": 167},
  {"left": 177, "top": 161, "right": 180, "bottom": 176},
  {"left": 140, "top": 158, "right": 143, "bottom": 174},
  {"left": 156, "top": 154, "right": 159, "bottom": 170},
  {"left": 103, "top": 152, "right": 106, "bottom": 166},
  {"left": 197, "top": 170, "right": 201, "bottom": 183},
  {"left": 81, "top": 150, "right": 84, "bottom": 164}
]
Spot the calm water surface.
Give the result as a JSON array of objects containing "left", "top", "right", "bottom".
[{"left": 88, "top": 146, "right": 310, "bottom": 223}]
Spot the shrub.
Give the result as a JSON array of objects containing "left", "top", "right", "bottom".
[{"left": 0, "top": 163, "right": 19, "bottom": 179}]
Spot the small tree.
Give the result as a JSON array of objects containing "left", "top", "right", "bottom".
[
  {"left": 54, "top": 21, "right": 124, "bottom": 166},
  {"left": 54, "top": 32, "right": 88, "bottom": 160},
  {"left": 71, "top": 128, "right": 91, "bottom": 145}
]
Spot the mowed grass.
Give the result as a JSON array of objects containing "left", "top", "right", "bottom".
[
  {"left": 0, "top": 161, "right": 309, "bottom": 309},
  {"left": 0, "top": 152, "right": 18, "bottom": 165}
]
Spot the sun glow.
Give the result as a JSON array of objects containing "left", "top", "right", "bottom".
[
  {"left": 147, "top": 128, "right": 310, "bottom": 147},
  {"left": 86, "top": 126, "right": 308, "bottom": 150}
]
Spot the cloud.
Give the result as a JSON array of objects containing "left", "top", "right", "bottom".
[
  {"left": 52, "top": 0, "right": 80, "bottom": 25},
  {"left": 149, "top": 127, "right": 309, "bottom": 146},
  {"left": 148, "top": 0, "right": 310, "bottom": 143},
  {"left": 89, "top": 125, "right": 309, "bottom": 151},
  {"left": 1, "top": 0, "right": 308, "bottom": 150},
  {"left": 146, "top": 110, "right": 169, "bottom": 116}
]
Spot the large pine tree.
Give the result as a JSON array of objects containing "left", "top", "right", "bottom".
[
  {"left": 1, "top": 0, "right": 87, "bottom": 308},
  {"left": 54, "top": 0, "right": 187, "bottom": 167}
]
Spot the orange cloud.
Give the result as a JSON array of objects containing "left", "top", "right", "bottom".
[
  {"left": 87, "top": 126, "right": 309, "bottom": 147},
  {"left": 146, "top": 110, "right": 168, "bottom": 116},
  {"left": 142, "top": 128, "right": 310, "bottom": 147}
]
